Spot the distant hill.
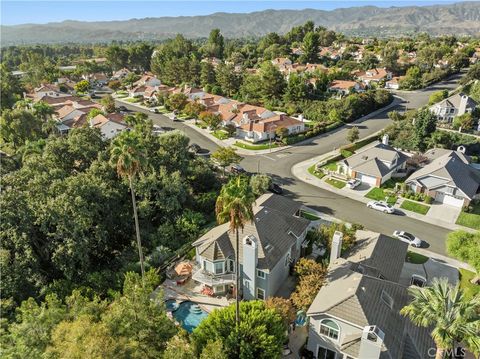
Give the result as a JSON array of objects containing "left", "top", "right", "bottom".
[{"left": 2, "top": 2, "right": 480, "bottom": 45}]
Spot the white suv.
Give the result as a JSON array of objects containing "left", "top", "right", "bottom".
[{"left": 367, "top": 201, "right": 395, "bottom": 214}]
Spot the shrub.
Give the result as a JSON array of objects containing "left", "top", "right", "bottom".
[{"left": 424, "top": 196, "right": 433, "bottom": 204}]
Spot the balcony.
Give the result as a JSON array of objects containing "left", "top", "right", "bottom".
[{"left": 192, "top": 267, "right": 236, "bottom": 287}]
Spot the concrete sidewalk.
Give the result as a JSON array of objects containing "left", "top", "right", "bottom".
[{"left": 291, "top": 152, "right": 474, "bottom": 233}]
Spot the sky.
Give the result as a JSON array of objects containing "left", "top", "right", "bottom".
[{"left": 1, "top": 0, "right": 461, "bottom": 26}]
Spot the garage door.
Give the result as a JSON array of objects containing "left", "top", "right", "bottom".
[
  {"left": 435, "top": 192, "right": 464, "bottom": 207},
  {"left": 356, "top": 173, "right": 377, "bottom": 186}
]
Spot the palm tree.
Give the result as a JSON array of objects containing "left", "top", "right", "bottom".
[
  {"left": 110, "top": 131, "right": 147, "bottom": 280},
  {"left": 400, "top": 278, "right": 480, "bottom": 359},
  {"left": 215, "top": 176, "right": 255, "bottom": 329}
]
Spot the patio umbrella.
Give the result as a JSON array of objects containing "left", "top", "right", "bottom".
[{"left": 174, "top": 262, "right": 193, "bottom": 277}]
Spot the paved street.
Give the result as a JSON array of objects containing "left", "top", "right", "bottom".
[{"left": 115, "top": 72, "right": 464, "bottom": 256}]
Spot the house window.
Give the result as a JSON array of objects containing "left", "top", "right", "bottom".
[
  {"left": 319, "top": 319, "right": 340, "bottom": 341},
  {"left": 285, "top": 253, "right": 291, "bottom": 267},
  {"left": 257, "top": 270, "right": 266, "bottom": 279},
  {"left": 317, "top": 346, "right": 337, "bottom": 359},
  {"left": 256, "top": 288, "right": 265, "bottom": 300},
  {"left": 214, "top": 261, "right": 224, "bottom": 275},
  {"left": 381, "top": 290, "right": 394, "bottom": 309}
]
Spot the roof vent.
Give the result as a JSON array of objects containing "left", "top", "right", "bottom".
[
  {"left": 381, "top": 290, "right": 394, "bottom": 309},
  {"left": 264, "top": 244, "right": 274, "bottom": 253},
  {"left": 362, "top": 155, "right": 368, "bottom": 160}
]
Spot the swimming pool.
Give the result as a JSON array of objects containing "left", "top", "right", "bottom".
[
  {"left": 170, "top": 301, "right": 208, "bottom": 333},
  {"left": 165, "top": 299, "right": 179, "bottom": 312}
]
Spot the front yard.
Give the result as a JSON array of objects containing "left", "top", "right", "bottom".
[
  {"left": 212, "top": 130, "right": 229, "bottom": 140},
  {"left": 325, "top": 178, "right": 346, "bottom": 189},
  {"left": 308, "top": 165, "right": 326, "bottom": 179},
  {"left": 400, "top": 200, "right": 430, "bottom": 215},
  {"left": 406, "top": 251, "right": 429, "bottom": 264},
  {"left": 365, "top": 187, "right": 397, "bottom": 205},
  {"left": 234, "top": 141, "right": 279, "bottom": 151},
  {"left": 456, "top": 202, "right": 480, "bottom": 230},
  {"left": 459, "top": 268, "right": 480, "bottom": 299}
]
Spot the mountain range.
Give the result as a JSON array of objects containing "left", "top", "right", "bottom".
[{"left": 2, "top": 1, "right": 480, "bottom": 45}]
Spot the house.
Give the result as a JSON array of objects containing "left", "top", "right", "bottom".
[
  {"left": 191, "top": 194, "right": 310, "bottom": 299},
  {"left": 33, "top": 84, "right": 68, "bottom": 99},
  {"left": 405, "top": 148, "right": 480, "bottom": 207},
  {"left": 306, "top": 230, "right": 435, "bottom": 359},
  {"left": 319, "top": 47, "right": 341, "bottom": 60},
  {"left": 271, "top": 57, "right": 293, "bottom": 67},
  {"left": 354, "top": 68, "right": 392, "bottom": 86},
  {"left": 291, "top": 47, "right": 305, "bottom": 56},
  {"left": 328, "top": 80, "right": 364, "bottom": 96},
  {"left": 133, "top": 73, "right": 161, "bottom": 88},
  {"left": 338, "top": 135, "right": 409, "bottom": 186},
  {"left": 83, "top": 73, "right": 108, "bottom": 87},
  {"left": 89, "top": 114, "right": 127, "bottom": 139},
  {"left": 237, "top": 114, "right": 305, "bottom": 143},
  {"left": 385, "top": 76, "right": 403, "bottom": 90},
  {"left": 429, "top": 93, "right": 477, "bottom": 123},
  {"left": 111, "top": 68, "right": 131, "bottom": 80}
]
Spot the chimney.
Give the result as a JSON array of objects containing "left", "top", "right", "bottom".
[
  {"left": 298, "top": 114, "right": 304, "bottom": 122},
  {"left": 457, "top": 145, "right": 466, "bottom": 154},
  {"left": 242, "top": 235, "right": 258, "bottom": 300},
  {"left": 382, "top": 134, "right": 389, "bottom": 146},
  {"left": 458, "top": 94, "right": 468, "bottom": 116},
  {"left": 359, "top": 326, "right": 385, "bottom": 359},
  {"left": 330, "top": 231, "right": 343, "bottom": 265}
]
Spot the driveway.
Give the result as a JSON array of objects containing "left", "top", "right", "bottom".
[{"left": 427, "top": 202, "right": 461, "bottom": 224}]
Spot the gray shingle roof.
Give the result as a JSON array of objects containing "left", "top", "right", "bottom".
[
  {"left": 406, "top": 150, "right": 480, "bottom": 199},
  {"left": 307, "top": 231, "right": 435, "bottom": 359},
  {"left": 193, "top": 194, "right": 310, "bottom": 270},
  {"left": 433, "top": 92, "right": 477, "bottom": 110},
  {"left": 342, "top": 142, "right": 408, "bottom": 178}
]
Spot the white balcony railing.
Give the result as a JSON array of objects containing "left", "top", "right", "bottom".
[{"left": 192, "top": 268, "right": 235, "bottom": 286}]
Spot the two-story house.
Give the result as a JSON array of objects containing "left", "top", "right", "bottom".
[
  {"left": 191, "top": 194, "right": 311, "bottom": 300},
  {"left": 429, "top": 92, "right": 477, "bottom": 123},
  {"left": 338, "top": 135, "right": 409, "bottom": 186},
  {"left": 306, "top": 230, "right": 435, "bottom": 359}
]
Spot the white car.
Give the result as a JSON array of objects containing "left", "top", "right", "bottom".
[
  {"left": 393, "top": 231, "right": 422, "bottom": 247},
  {"left": 347, "top": 179, "right": 361, "bottom": 189},
  {"left": 367, "top": 201, "right": 395, "bottom": 214}
]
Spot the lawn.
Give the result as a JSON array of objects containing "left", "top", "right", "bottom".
[
  {"left": 212, "top": 130, "right": 229, "bottom": 140},
  {"left": 301, "top": 211, "right": 321, "bottom": 220},
  {"left": 365, "top": 187, "right": 397, "bottom": 205},
  {"left": 381, "top": 177, "right": 404, "bottom": 190},
  {"left": 400, "top": 200, "right": 430, "bottom": 215},
  {"left": 406, "top": 251, "right": 429, "bottom": 264},
  {"left": 234, "top": 141, "right": 279, "bottom": 150},
  {"left": 456, "top": 202, "right": 480, "bottom": 230},
  {"left": 124, "top": 97, "right": 142, "bottom": 103},
  {"left": 459, "top": 268, "right": 480, "bottom": 299},
  {"left": 307, "top": 165, "right": 326, "bottom": 179},
  {"left": 322, "top": 162, "right": 338, "bottom": 171},
  {"left": 325, "top": 178, "right": 346, "bottom": 189}
]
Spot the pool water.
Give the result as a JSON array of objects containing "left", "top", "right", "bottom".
[
  {"left": 171, "top": 301, "right": 208, "bottom": 333},
  {"left": 165, "top": 299, "right": 179, "bottom": 312}
]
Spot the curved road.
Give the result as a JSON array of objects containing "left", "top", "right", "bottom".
[{"left": 116, "top": 73, "right": 464, "bottom": 256}]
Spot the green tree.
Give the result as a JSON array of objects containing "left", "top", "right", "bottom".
[
  {"left": 275, "top": 127, "right": 289, "bottom": 141},
  {"left": 106, "top": 45, "right": 129, "bottom": 71},
  {"left": 200, "top": 339, "right": 228, "bottom": 359},
  {"left": 166, "top": 93, "right": 188, "bottom": 112},
  {"left": 110, "top": 131, "right": 147, "bottom": 279},
  {"left": 249, "top": 174, "right": 272, "bottom": 197},
  {"left": 400, "top": 66, "right": 422, "bottom": 90},
  {"left": 101, "top": 94, "right": 116, "bottom": 113},
  {"left": 215, "top": 177, "right": 255, "bottom": 332},
  {"left": 183, "top": 101, "right": 206, "bottom": 119},
  {"left": 265, "top": 297, "right": 296, "bottom": 328},
  {"left": 193, "top": 301, "right": 286, "bottom": 359},
  {"left": 429, "top": 90, "right": 449, "bottom": 105},
  {"left": 300, "top": 31, "right": 319, "bottom": 64},
  {"left": 452, "top": 113, "right": 474, "bottom": 132},
  {"left": 447, "top": 231, "right": 480, "bottom": 284},
  {"left": 291, "top": 258, "right": 326, "bottom": 310},
  {"left": 162, "top": 331, "right": 195, "bottom": 359},
  {"left": 211, "top": 147, "right": 242, "bottom": 177},
  {"left": 284, "top": 73, "right": 307, "bottom": 103},
  {"left": 128, "top": 43, "right": 154, "bottom": 71},
  {"left": 346, "top": 126, "right": 360, "bottom": 143},
  {"left": 0, "top": 108, "right": 44, "bottom": 150},
  {"left": 259, "top": 61, "right": 285, "bottom": 101},
  {"left": 74, "top": 79, "right": 91, "bottom": 94},
  {"left": 200, "top": 61, "right": 216, "bottom": 87},
  {"left": 0, "top": 63, "right": 23, "bottom": 111},
  {"left": 87, "top": 108, "right": 104, "bottom": 120},
  {"left": 413, "top": 108, "right": 437, "bottom": 151},
  {"left": 204, "top": 29, "right": 225, "bottom": 59},
  {"left": 469, "top": 81, "right": 480, "bottom": 102},
  {"left": 216, "top": 63, "right": 240, "bottom": 97},
  {"left": 400, "top": 278, "right": 480, "bottom": 359}
]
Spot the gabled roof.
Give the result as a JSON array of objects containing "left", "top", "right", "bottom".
[
  {"left": 192, "top": 194, "right": 309, "bottom": 270},
  {"left": 432, "top": 92, "right": 477, "bottom": 109},
  {"left": 406, "top": 150, "right": 480, "bottom": 199},
  {"left": 307, "top": 231, "right": 435, "bottom": 359},
  {"left": 329, "top": 80, "right": 359, "bottom": 90},
  {"left": 342, "top": 142, "right": 408, "bottom": 177}
]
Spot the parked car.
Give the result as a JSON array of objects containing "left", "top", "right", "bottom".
[
  {"left": 152, "top": 125, "right": 165, "bottom": 136},
  {"left": 347, "top": 178, "right": 361, "bottom": 189},
  {"left": 269, "top": 183, "right": 283, "bottom": 195},
  {"left": 230, "top": 164, "right": 246, "bottom": 175},
  {"left": 393, "top": 230, "right": 422, "bottom": 247},
  {"left": 118, "top": 105, "right": 128, "bottom": 112},
  {"left": 367, "top": 201, "right": 395, "bottom": 214},
  {"left": 188, "top": 143, "right": 201, "bottom": 154},
  {"left": 149, "top": 108, "right": 159, "bottom": 113}
]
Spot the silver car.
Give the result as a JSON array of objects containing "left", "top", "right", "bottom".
[
  {"left": 393, "top": 231, "right": 422, "bottom": 247},
  {"left": 367, "top": 201, "right": 395, "bottom": 214},
  {"left": 347, "top": 178, "right": 361, "bottom": 189}
]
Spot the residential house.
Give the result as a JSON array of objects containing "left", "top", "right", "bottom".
[
  {"left": 111, "top": 68, "right": 131, "bottom": 80},
  {"left": 133, "top": 73, "right": 161, "bottom": 88},
  {"left": 354, "top": 68, "right": 392, "bottom": 87},
  {"left": 319, "top": 47, "right": 341, "bottom": 60},
  {"left": 83, "top": 73, "right": 108, "bottom": 87},
  {"left": 237, "top": 114, "right": 306, "bottom": 143},
  {"left": 429, "top": 92, "right": 477, "bottom": 123},
  {"left": 338, "top": 135, "right": 409, "bottom": 186},
  {"left": 306, "top": 230, "right": 435, "bottom": 359},
  {"left": 271, "top": 57, "right": 293, "bottom": 68},
  {"left": 191, "top": 194, "right": 310, "bottom": 299},
  {"left": 291, "top": 47, "right": 305, "bottom": 56},
  {"left": 385, "top": 76, "right": 403, "bottom": 90},
  {"left": 405, "top": 148, "right": 480, "bottom": 207},
  {"left": 32, "top": 84, "right": 69, "bottom": 99},
  {"left": 328, "top": 80, "right": 364, "bottom": 96},
  {"left": 89, "top": 113, "right": 127, "bottom": 139}
]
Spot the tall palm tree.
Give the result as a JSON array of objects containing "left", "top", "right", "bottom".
[
  {"left": 400, "top": 278, "right": 480, "bottom": 359},
  {"left": 110, "top": 131, "right": 147, "bottom": 280},
  {"left": 215, "top": 176, "right": 255, "bottom": 328}
]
